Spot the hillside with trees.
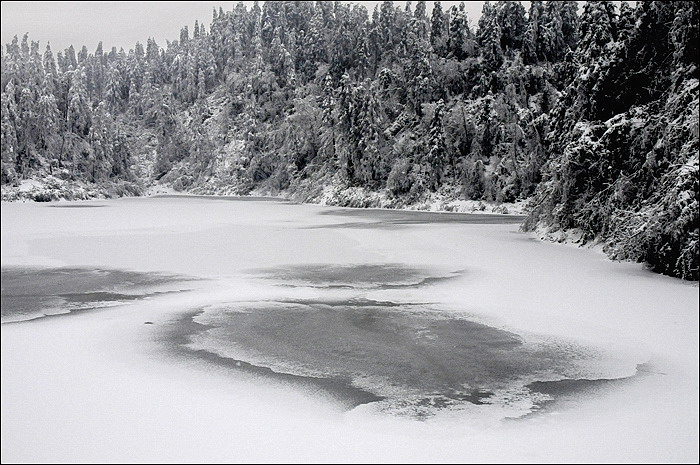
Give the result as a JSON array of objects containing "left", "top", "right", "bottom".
[{"left": 1, "top": 1, "right": 697, "bottom": 279}]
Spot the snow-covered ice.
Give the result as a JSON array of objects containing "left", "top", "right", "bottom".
[{"left": 1, "top": 197, "right": 698, "bottom": 462}]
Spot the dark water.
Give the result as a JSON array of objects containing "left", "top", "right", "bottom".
[
  {"left": 165, "top": 309, "right": 384, "bottom": 410},
  {"left": 169, "top": 263, "right": 626, "bottom": 418},
  {"left": 180, "top": 298, "right": 601, "bottom": 416},
  {"left": 1, "top": 267, "right": 194, "bottom": 323},
  {"left": 318, "top": 207, "right": 525, "bottom": 226},
  {"left": 150, "top": 194, "right": 286, "bottom": 202},
  {"left": 517, "top": 366, "right": 650, "bottom": 419},
  {"left": 249, "top": 264, "right": 463, "bottom": 289},
  {"left": 49, "top": 204, "right": 106, "bottom": 208}
]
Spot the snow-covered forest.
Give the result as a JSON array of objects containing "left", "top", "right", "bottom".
[{"left": 1, "top": 1, "right": 698, "bottom": 280}]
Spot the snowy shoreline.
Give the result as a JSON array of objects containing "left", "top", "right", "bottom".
[
  {"left": 2, "top": 177, "right": 530, "bottom": 215},
  {"left": 5, "top": 179, "right": 695, "bottom": 284}
]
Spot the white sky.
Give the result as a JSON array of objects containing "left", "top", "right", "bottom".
[{"left": 1, "top": 1, "right": 490, "bottom": 54}]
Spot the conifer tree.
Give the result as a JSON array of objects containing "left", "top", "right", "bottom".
[
  {"left": 523, "top": 0, "right": 545, "bottom": 64},
  {"left": 36, "top": 74, "right": 60, "bottom": 163},
  {"left": 577, "top": 0, "right": 616, "bottom": 60},
  {"left": 559, "top": 1, "right": 579, "bottom": 52},
  {"left": 424, "top": 99, "right": 447, "bottom": 190},
  {"left": 448, "top": 3, "right": 473, "bottom": 60},
  {"left": 43, "top": 43, "right": 57, "bottom": 76},
  {"left": 430, "top": 1, "right": 449, "bottom": 57},
  {"left": 65, "top": 45, "right": 77, "bottom": 69},
  {"left": 541, "top": 1, "right": 566, "bottom": 62},
  {"left": 496, "top": 1, "right": 526, "bottom": 53},
  {"left": 413, "top": 1, "right": 429, "bottom": 41},
  {"left": 105, "top": 64, "right": 122, "bottom": 110},
  {"left": 1, "top": 89, "right": 19, "bottom": 183},
  {"left": 478, "top": 2, "right": 504, "bottom": 72},
  {"left": 67, "top": 68, "right": 91, "bottom": 136}
]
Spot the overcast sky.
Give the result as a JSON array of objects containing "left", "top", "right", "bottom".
[{"left": 1, "top": 1, "right": 493, "bottom": 54}]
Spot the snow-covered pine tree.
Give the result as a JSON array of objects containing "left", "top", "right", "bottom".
[
  {"left": 430, "top": 1, "right": 449, "bottom": 57},
  {"left": 477, "top": 2, "right": 504, "bottom": 72}
]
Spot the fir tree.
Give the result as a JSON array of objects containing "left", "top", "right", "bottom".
[
  {"left": 496, "top": 1, "right": 526, "bottom": 53},
  {"left": 430, "top": 1, "right": 449, "bottom": 57},
  {"left": 478, "top": 2, "right": 504, "bottom": 72}
]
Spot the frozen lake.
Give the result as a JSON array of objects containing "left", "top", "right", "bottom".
[{"left": 1, "top": 196, "right": 698, "bottom": 462}]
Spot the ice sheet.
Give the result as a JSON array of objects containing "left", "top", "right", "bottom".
[{"left": 1, "top": 197, "right": 698, "bottom": 462}]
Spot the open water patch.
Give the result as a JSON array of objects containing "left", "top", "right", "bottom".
[
  {"left": 1, "top": 266, "right": 197, "bottom": 323},
  {"left": 162, "top": 263, "right": 638, "bottom": 420},
  {"left": 248, "top": 263, "right": 463, "bottom": 290},
  {"left": 48, "top": 204, "right": 106, "bottom": 208},
  {"left": 170, "top": 298, "right": 630, "bottom": 419},
  {"left": 319, "top": 208, "right": 525, "bottom": 225},
  {"left": 150, "top": 194, "right": 287, "bottom": 202}
]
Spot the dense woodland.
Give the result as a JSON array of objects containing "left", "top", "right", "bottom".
[{"left": 1, "top": 1, "right": 698, "bottom": 279}]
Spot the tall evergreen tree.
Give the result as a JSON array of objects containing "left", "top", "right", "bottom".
[
  {"left": 496, "top": 1, "right": 526, "bottom": 53},
  {"left": 430, "top": 1, "right": 449, "bottom": 57},
  {"left": 478, "top": 2, "right": 504, "bottom": 72},
  {"left": 577, "top": 0, "right": 617, "bottom": 60},
  {"left": 448, "top": 3, "right": 473, "bottom": 60}
]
